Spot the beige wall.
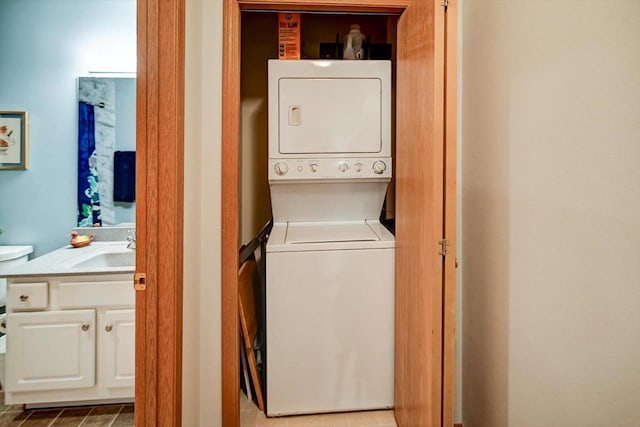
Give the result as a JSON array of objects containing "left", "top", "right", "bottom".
[
  {"left": 183, "top": 0, "right": 222, "bottom": 425},
  {"left": 462, "top": 1, "right": 640, "bottom": 426}
]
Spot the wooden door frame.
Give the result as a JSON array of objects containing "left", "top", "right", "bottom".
[
  {"left": 222, "top": 3, "right": 409, "bottom": 425},
  {"left": 222, "top": 1, "right": 455, "bottom": 426},
  {"left": 442, "top": 0, "right": 458, "bottom": 425},
  {"left": 136, "top": 0, "right": 185, "bottom": 426}
]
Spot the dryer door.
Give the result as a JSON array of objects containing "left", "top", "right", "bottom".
[{"left": 278, "top": 78, "right": 382, "bottom": 155}]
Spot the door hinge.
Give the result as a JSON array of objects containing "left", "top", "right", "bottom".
[
  {"left": 134, "top": 272, "right": 147, "bottom": 291},
  {"left": 439, "top": 239, "right": 450, "bottom": 257}
]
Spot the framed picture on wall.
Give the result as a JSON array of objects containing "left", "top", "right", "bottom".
[{"left": 0, "top": 111, "right": 28, "bottom": 170}]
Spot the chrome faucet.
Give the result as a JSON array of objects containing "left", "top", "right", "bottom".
[{"left": 127, "top": 230, "right": 136, "bottom": 249}]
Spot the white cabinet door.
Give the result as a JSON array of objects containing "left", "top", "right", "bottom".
[
  {"left": 103, "top": 309, "right": 135, "bottom": 388},
  {"left": 6, "top": 310, "right": 95, "bottom": 392}
]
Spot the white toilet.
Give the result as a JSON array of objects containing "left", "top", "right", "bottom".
[{"left": 0, "top": 245, "right": 34, "bottom": 390}]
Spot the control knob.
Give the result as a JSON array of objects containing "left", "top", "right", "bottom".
[
  {"left": 309, "top": 163, "right": 318, "bottom": 173},
  {"left": 373, "top": 161, "right": 387, "bottom": 175},
  {"left": 338, "top": 162, "right": 349, "bottom": 173},
  {"left": 354, "top": 162, "right": 363, "bottom": 172},
  {"left": 274, "top": 162, "right": 288, "bottom": 175}
]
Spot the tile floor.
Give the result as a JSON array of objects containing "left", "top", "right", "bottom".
[
  {"left": 0, "top": 391, "right": 395, "bottom": 426},
  {"left": 240, "top": 394, "right": 397, "bottom": 427},
  {"left": 0, "top": 393, "right": 134, "bottom": 427}
]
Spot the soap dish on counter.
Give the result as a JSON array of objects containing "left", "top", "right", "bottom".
[{"left": 69, "top": 231, "right": 94, "bottom": 248}]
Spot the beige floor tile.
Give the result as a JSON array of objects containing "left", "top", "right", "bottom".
[
  {"left": 256, "top": 415, "right": 292, "bottom": 426},
  {"left": 348, "top": 410, "right": 381, "bottom": 426},
  {"left": 238, "top": 394, "right": 395, "bottom": 427},
  {"left": 314, "top": 412, "right": 352, "bottom": 427},
  {"left": 240, "top": 411, "right": 260, "bottom": 427},
  {"left": 286, "top": 414, "right": 322, "bottom": 426},
  {"left": 376, "top": 410, "right": 397, "bottom": 426}
]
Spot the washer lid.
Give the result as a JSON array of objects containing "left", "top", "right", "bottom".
[
  {"left": 267, "top": 220, "right": 395, "bottom": 252},
  {"left": 285, "top": 221, "right": 378, "bottom": 244}
]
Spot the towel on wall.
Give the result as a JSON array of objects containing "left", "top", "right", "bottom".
[
  {"left": 113, "top": 151, "right": 136, "bottom": 203},
  {"left": 77, "top": 101, "right": 102, "bottom": 226}
]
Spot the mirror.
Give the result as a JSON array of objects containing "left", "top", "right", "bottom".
[{"left": 76, "top": 77, "right": 136, "bottom": 227}]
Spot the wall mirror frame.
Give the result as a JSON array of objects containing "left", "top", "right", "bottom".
[{"left": 76, "top": 76, "right": 136, "bottom": 229}]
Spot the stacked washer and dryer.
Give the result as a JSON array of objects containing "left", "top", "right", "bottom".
[{"left": 265, "top": 60, "right": 395, "bottom": 416}]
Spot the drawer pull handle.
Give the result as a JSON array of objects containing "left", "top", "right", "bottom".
[
  {"left": 105, "top": 325, "right": 113, "bottom": 332},
  {"left": 82, "top": 324, "right": 90, "bottom": 331},
  {"left": 19, "top": 295, "right": 29, "bottom": 302}
]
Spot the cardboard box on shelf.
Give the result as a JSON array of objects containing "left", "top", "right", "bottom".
[{"left": 278, "top": 12, "right": 301, "bottom": 59}]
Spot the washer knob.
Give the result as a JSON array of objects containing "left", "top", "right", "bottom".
[
  {"left": 274, "top": 162, "right": 288, "bottom": 175},
  {"left": 338, "top": 162, "right": 349, "bottom": 173},
  {"left": 309, "top": 163, "right": 318, "bottom": 173},
  {"left": 354, "top": 162, "right": 363, "bottom": 172},
  {"left": 373, "top": 161, "right": 387, "bottom": 175}
]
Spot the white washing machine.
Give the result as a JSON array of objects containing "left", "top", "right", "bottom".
[{"left": 266, "top": 60, "right": 395, "bottom": 416}]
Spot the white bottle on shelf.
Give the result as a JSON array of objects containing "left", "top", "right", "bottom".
[{"left": 343, "top": 24, "right": 365, "bottom": 60}]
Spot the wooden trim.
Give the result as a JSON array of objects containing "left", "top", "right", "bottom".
[
  {"left": 136, "top": 0, "right": 155, "bottom": 424},
  {"left": 136, "top": 0, "right": 185, "bottom": 425},
  {"left": 221, "top": 1, "right": 241, "bottom": 426},
  {"left": 442, "top": 0, "right": 458, "bottom": 425},
  {"left": 238, "top": 0, "right": 407, "bottom": 13}
]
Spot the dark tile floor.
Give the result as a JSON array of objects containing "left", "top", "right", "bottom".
[{"left": 0, "top": 393, "right": 134, "bottom": 427}]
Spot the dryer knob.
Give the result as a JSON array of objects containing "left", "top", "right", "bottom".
[
  {"left": 373, "top": 161, "right": 387, "bottom": 174},
  {"left": 274, "top": 162, "right": 289, "bottom": 175},
  {"left": 338, "top": 162, "right": 349, "bottom": 173}
]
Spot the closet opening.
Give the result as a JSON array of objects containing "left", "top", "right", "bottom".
[{"left": 238, "top": 9, "right": 399, "bottom": 424}]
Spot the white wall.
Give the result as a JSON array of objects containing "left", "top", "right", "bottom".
[
  {"left": 462, "top": 1, "right": 640, "bottom": 426},
  {"left": 183, "top": 0, "right": 222, "bottom": 425}
]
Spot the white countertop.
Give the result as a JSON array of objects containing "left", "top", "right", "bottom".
[
  {"left": 0, "top": 245, "right": 33, "bottom": 262},
  {"left": 1, "top": 241, "right": 135, "bottom": 278}
]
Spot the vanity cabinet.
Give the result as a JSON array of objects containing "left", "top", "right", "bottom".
[
  {"left": 103, "top": 309, "right": 135, "bottom": 388},
  {"left": 4, "top": 274, "right": 134, "bottom": 406},
  {"left": 7, "top": 310, "right": 96, "bottom": 392}
]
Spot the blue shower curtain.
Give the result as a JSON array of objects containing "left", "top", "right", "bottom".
[{"left": 77, "top": 101, "right": 102, "bottom": 226}]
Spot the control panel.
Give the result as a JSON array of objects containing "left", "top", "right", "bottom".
[{"left": 269, "top": 158, "right": 392, "bottom": 181}]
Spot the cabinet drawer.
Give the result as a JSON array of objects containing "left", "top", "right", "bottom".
[
  {"left": 8, "top": 283, "right": 48, "bottom": 311},
  {"left": 58, "top": 281, "right": 134, "bottom": 308}
]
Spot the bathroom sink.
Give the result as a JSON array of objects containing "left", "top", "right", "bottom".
[
  {"left": 70, "top": 251, "right": 135, "bottom": 268},
  {"left": 61, "top": 242, "right": 136, "bottom": 271}
]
